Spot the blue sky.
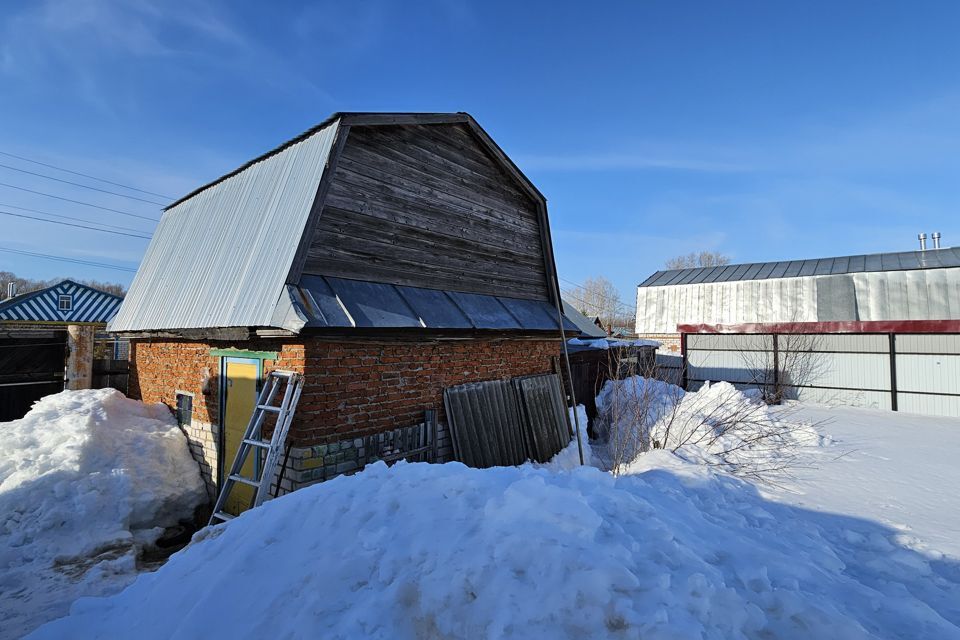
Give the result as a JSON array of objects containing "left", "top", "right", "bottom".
[{"left": 1, "top": 1, "right": 958, "bottom": 305}]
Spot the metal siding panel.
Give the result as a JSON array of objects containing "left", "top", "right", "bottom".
[
  {"left": 798, "top": 260, "right": 818, "bottom": 277},
  {"left": 325, "top": 277, "right": 421, "bottom": 328},
  {"left": 895, "top": 353, "right": 960, "bottom": 394},
  {"left": 687, "top": 349, "right": 765, "bottom": 385},
  {"left": 447, "top": 292, "right": 522, "bottom": 329},
  {"left": 813, "top": 259, "right": 833, "bottom": 275},
  {"left": 779, "top": 333, "right": 888, "bottom": 353},
  {"left": 755, "top": 262, "right": 776, "bottom": 279},
  {"left": 768, "top": 262, "right": 789, "bottom": 279},
  {"left": 896, "top": 392, "right": 960, "bottom": 418},
  {"left": 799, "top": 352, "right": 890, "bottom": 391},
  {"left": 396, "top": 286, "right": 473, "bottom": 329},
  {"left": 791, "top": 386, "right": 892, "bottom": 410},
  {"left": 298, "top": 275, "right": 352, "bottom": 327},
  {"left": 784, "top": 261, "right": 804, "bottom": 278},
  {"left": 496, "top": 297, "right": 559, "bottom": 331},
  {"left": 896, "top": 334, "right": 960, "bottom": 355},
  {"left": 110, "top": 121, "right": 340, "bottom": 331}
]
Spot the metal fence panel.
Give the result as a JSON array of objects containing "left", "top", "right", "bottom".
[
  {"left": 896, "top": 334, "right": 960, "bottom": 355},
  {"left": 895, "top": 354, "right": 960, "bottom": 395},
  {"left": 443, "top": 380, "right": 526, "bottom": 468},
  {"left": 896, "top": 392, "right": 960, "bottom": 418},
  {"left": 514, "top": 374, "right": 570, "bottom": 463},
  {"left": 443, "top": 374, "right": 571, "bottom": 468}
]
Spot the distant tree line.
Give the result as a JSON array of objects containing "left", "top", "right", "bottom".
[
  {"left": 0, "top": 270, "right": 127, "bottom": 300},
  {"left": 665, "top": 251, "right": 731, "bottom": 270},
  {"left": 563, "top": 276, "right": 635, "bottom": 333}
]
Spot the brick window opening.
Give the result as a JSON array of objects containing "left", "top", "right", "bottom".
[{"left": 175, "top": 392, "right": 193, "bottom": 428}]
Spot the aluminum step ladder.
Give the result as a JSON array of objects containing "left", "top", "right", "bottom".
[{"left": 209, "top": 370, "right": 304, "bottom": 525}]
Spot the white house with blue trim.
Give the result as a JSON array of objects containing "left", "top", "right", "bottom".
[{"left": 0, "top": 280, "right": 122, "bottom": 325}]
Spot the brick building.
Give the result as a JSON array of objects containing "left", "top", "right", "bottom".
[{"left": 110, "top": 113, "right": 577, "bottom": 503}]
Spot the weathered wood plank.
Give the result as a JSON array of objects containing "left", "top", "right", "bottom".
[
  {"left": 304, "top": 121, "right": 551, "bottom": 301},
  {"left": 326, "top": 174, "right": 540, "bottom": 244},
  {"left": 357, "top": 129, "right": 533, "bottom": 209},
  {"left": 304, "top": 237, "right": 547, "bottom": 292},
  {"left": 339, "top": 142, "right": 538, "bottom": 228},
  {"left": 372, "top": 123, "right": 531, "bottom": 200},
  {"left": 317, "top": 206, "right": 547, "bottom": 270},
  {"left": 303, "top": 252, "right": 548, "bottom": 300},
  {"left": 323, "top": 190, "right": 542, "bottom": 257},
  {"left": 310, "top": 215, "right": 548, "bottom": 286}
]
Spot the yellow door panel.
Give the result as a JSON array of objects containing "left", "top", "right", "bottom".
[{"left": 223, "top": 360, "right": 259, "bottom": 516}]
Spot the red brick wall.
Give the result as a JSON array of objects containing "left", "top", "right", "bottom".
[{"left": 130, "top": 336, "right": 560, "bottom": 446}]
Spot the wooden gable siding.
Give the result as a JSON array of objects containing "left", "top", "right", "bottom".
[{"left": 301, "top": 123, "right": 551, "bottom": 301}]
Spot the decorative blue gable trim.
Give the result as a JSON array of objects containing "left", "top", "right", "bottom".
[{"left": 0, "top": 280, "right": 123, "bottom": 323}]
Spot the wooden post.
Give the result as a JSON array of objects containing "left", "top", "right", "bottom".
[{"left": 65, "top": 325, "right": 95, "bottom": 390}]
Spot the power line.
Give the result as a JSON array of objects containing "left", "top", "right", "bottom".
[
  {"left": 0, "top": 181, "right": 160, "bottom": 222},
  {"left": 0, "top": 150, "right": 174, "bottom": 200},
  {"left": 0, "top": 162, "right": 166, "bottom": 206},
  {"left": 0, "top": 202, "right": 154, "bottom": 234},
  {"left": 0, "top": 210, "right": 152, "bottom": 239},
  {"left": 0, "top": 246, "right": 137, "bottom": 273}
]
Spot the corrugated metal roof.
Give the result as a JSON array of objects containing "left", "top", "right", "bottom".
[
  {"left": 561, "top": 300, "right": 607, "bottom": 337},
  {"left": 298, "top": 276, "right": 577, "bottom": 332},
  {"left": 109, "top": 120, "right": 340, "bottom": 332},
  {"left": 0, "top": 280, "right": 122, "bottom": 323},
  {"left": 639, "top": 246, "right": 960, "bottom": 288}
]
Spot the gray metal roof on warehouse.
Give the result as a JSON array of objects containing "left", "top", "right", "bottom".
[{"left": 640, "top": 246, "right": 960, "bottom": 288}]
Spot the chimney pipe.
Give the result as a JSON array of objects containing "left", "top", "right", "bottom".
[
  {"left": 6, "top": 282, "right": 15, "bottom": 299},
  {"left": 932, "top": 231, "right": 941, "bottom": 249},
  {"left": 918, "top": 233, "right": 927, "bottom": 251}
]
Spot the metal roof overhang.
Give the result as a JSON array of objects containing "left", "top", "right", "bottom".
[{"left": 295, "top": 275, "right": 577, "bottom": 334}]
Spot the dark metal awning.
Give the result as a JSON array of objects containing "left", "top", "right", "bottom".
[{"left": 296, "top": 275, "right": 578, "bottom": 333}]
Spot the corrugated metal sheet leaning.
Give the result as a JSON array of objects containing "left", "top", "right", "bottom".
[{"left": 443, "top": 373, "right": 571, "bottom": 468}]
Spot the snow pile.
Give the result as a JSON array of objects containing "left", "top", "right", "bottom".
[
  {"left": 31, "top": 455, "right": 960, "bottom": 639},
  {"left": 596, "top": 377, "right": 825, "bottom": 478},
  {"left": 541, "top": 405, "right": 592, "bottom": 471},
  {"left": 0, "top": 389, "right": 207, "bottom": 639},
  {"left": 567, "top": 338, "right": 661, "bottom": 350},
  {"left": 646, "top": 381, "right": 826, "bottom": 473}
]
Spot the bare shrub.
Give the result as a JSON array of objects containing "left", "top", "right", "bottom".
[
  {"left": 594, "top": 350, "right": 828, "bottom": 481},
  {"left": 737, "top": 331, "right": 831, "bottom": 405}
]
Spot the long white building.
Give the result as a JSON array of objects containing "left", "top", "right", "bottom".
[{"left": 636, "top": 244, "right": 960, "bottom": 417}]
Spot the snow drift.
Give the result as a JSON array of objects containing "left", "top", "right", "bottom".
[
  {"left": 596, "top": 377, "right": 824, "bottom": 478},
  {"left": 31, "top": 453, "right": 959, "bottom": 639},
  {"left": 0, "top": 389, "right": 207, "bottom": 639}
]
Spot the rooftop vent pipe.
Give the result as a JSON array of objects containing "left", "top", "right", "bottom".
[
  {"left": 6, "top": 282, "right": 15, "bottom": 299},
  {"left": 932, "top": 231, "right": 941, "bottom": 249},
  {"left": 918, "top": 232, "right": 927, "bottom": 251}
]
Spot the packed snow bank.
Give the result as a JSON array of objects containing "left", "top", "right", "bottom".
[
  {"left": 32, "top": 454, "right": 960, "bottom": 639},
  {"left": 567, "top": 337, "right": 661, "bottom": 350},
  {"left": 765, "top": 403, "right": 960, "bottom": 559},
  {"left": 0, "top": 389, "right": 207, "bottom": 639},
  {"left": 596, "top": 377, "right": 825, "bottom": 478},
  {"left": 541, "top": 405, "right": 591, "bottom": 471}
]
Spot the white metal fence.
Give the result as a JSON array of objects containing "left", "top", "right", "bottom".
[{"left": 684, "top": 332, "right": 960, "bottom": 418}]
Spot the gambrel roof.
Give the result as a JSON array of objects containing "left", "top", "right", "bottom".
[
  {"left": 0, "top": 280, "right": 122, "bottom": 324},
  {"left": 111, "top": 113, "right": 573, "bottom": 336}
]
